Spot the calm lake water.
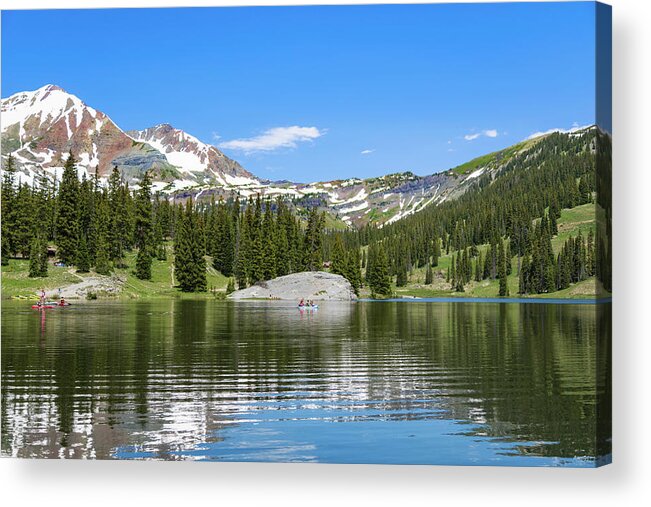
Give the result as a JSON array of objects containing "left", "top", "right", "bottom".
[{"left": 1, "top": 300, "right": 611, "bottom": 466}]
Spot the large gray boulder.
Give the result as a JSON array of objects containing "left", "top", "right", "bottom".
[{"left": 228, "top": 271, "right": 357, "bottom": 301}]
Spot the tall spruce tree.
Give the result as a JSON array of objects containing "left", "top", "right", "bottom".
[
  {"left": 331, "top": 235, "right": 347, "bottom": 276},
  {"left": 134, "top": 171, "right": 153, "bottom": 280},
  {"left": 28, "top": 234, "right": 48, "bottom": 278},
  {"left": 345, "top": 247, "right": 362, "bottom": 295},
  {"left": 303, "top": 208, "right": 324, "bottom": 271},
  {"left": 1, "top": 154, "right": 17, "bottom": 264},
  {"left": 56, "top": 153, "right": 80, "bottom": 265},
  {"left": 425, "top": 264, "right": 433, "bottom": 285},
  {"left": 498, "top": 239, "right": 509, "bottom": 297},
  {"left": 94, "top": 193, "right": 112, "bottom": 275},
  {"left": 76, "top": 234, "right": 91, "bottom": 273},
  {"left": 13, "top": 183, "right": 35, "bottom": 259},
  {"left": 367, "top": 242, "right": 391, "bottom": 296},
  {"left": 174, "top": 198, "right": 207, "bottom": 292},
  {"left": 212, "top": 199, "right": 234, "bottom": 276},
  {"left": 396, "top": 261, "right": 408, "bottom": 287},
  {"left": 261, "top": 200, "right": 277, "bottom": 280},
  {"left": 107, "top": 167, "right": 131, "bottom": 268}
]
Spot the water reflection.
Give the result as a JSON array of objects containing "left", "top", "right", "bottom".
[{"left": 1, "top": 300, "right": 610, "bottom": 465}]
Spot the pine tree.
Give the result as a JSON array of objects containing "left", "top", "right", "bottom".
[
  {"left": 226, "top": 278, "right": 235, "bottom": 295},
  {"left": 450, "top": 254, "right": 456, "bottom": 289},
  {"left": 368, "top": 243, "right": 391, "bottom": 296},
  {"left": 425, "top": 264, "right": 433, "bottom": 285},
  {"left": 396, "top": 261, "right": 408, "bottom": 287},
  {"left": 108, "top": 167, "right": 130, "bottom": 268},
  {"left": 249, "top": 195, "right": 264, "bottom": 283},
  {"left": 56, "top": 153, "right": 80, "bottom": 265},
  {"left": 28, "top": 235, "right": 48, "bottom": 278},
  {"left": 174, "top": 198, "right": 207, "bottom": 292},
  {"left": 38, "top": 236, "right": 49, "bottom": 277},
  {"left": 455, "top": 252, "right": 465, "bottom": 292},
  {"left": 432, "top": 236, "right": 440, "bottom": 267},
  {"left": 153, "top": 215, "right": 167, "bottom": 260},
  {"left": 234, "top": 203, "right": 252, "bottom": 288},
  {"left": 519, "top": 253, "right": 531, "bottom": 294},
  {"left": 475, "top": 251, "right": 483, "bottom": 281},
  {"left": 135, "top": 247, "right": 152, "bottom": 280},
  {"left": 345, "top": 247, "right": 362, "bottom": 295},
  {"left": 586, "top": 229, "right": 595, "bottom": 276},
  {"left": 331, "top": 235, "right": 346, "bottom": 276},
  {"left": 95, "top": 237, "right": 112, "bottom": 275},
  {"left": 273, "top": 198, "right": 291, "bottom": 276},
  {"left": 365, "top": 244, "right": 376, "bottom": 288},
  {"left": 212, "top": 199, "right": 234, "bottom": 276},
  {"left": 13, "top": 182, "right": 34, "bottom": 259},
  {"left": 303, "top": 208, "right": 324, "bottom": 271},
  {"left": 261, "top": 200, "right": 277, "bottom": 280},
  {"left": 1, "top": 154, "right": 17, "bottom": 264},
  {"left": 505, "top": 240, "right": 512, "bottom": 275},
  {"left": 94, "top": 194, "right": 112, "bottom": 275},
  {"left": 134, "top": 171, "right": 153, "bottom": 280},
  {"left": 498, "top": 239, "right": 509, "bottom": 297},
  {"left": 76, "top": 234, "right": 91, "bottom": 273}
]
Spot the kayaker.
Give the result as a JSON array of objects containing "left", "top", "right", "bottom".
[
  {"left": 59, "top": 297, "right": 66, "bottom": 306},
  {"left": 299, "top": 298, "right": 305, "bottom": 307},
  {"left": 39, "top": 288, "right": 46, "bottom": 306}
]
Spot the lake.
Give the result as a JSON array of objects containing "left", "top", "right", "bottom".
[{"left": 1, "top": 299, "right": 611, "bottom": 466}]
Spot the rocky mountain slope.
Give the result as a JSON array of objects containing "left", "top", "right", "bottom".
[
  {"left": 127, "top": 123, "right": 259, "bottom": 190},
  {"left": 1, "top": 84, "right": 595, "bottom": 229}
]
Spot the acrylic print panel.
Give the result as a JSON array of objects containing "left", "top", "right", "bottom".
[{"left": 0, "top": 2, "right": 611, "bottom": 466}]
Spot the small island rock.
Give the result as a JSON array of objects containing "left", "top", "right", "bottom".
[{"left": 228, "top": 271, "right": 357, "bottom": 301}]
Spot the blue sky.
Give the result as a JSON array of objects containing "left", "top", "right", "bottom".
[{"left": 2, "top": 3, "right": 597, "bottom": 182}]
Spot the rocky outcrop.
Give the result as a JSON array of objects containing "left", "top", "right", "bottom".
[{"left": 228, "top": 271, "right": 357, "bottom": 301}]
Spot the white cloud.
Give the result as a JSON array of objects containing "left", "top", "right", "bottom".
[
  {"left": 212, "top": 132, "right": 221, "bottom": 141},
  {"left": 525, "top": 123, "right": 592, "bottom": 140},
  {"left": 219, "top": 126, "right": 324, "bottom": 153},
  {"left": 361, "top": 149, "right": 374, "bottom": 155},
  {"left": 464, "top": 129, "right": 498, "bottom": 141}
]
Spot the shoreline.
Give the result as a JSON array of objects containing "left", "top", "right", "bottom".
[
  {"left": 3, "top": 294, "right": 611, "bottom": 305},
  {"left": 357, "top": 296, "right": 611, "bottom": 305}
]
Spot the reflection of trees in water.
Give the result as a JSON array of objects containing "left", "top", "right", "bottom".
[
  {"left": 355, "top": 302, "right": 610, "bottom": 460},
  {"left": 1, "top": 301, "right": 609, "bottom": 461}
]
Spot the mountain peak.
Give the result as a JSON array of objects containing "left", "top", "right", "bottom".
[
  {"left": 128, "top": 124, "right": 257, "bottom": 185},
  {"left": 151, "top": 123, "right": 175, "bottom": 131},
  {"left": 39, "top": 83, "right": 65, "bottom": 93}
]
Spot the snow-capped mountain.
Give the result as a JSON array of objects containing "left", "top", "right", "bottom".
[
  {"left": 1, "top": 84, "right": 177, "bottom": 184},
  {"left": 127, "top": 124, "right": 259, "bottom": 189},
  {"left": 0, "top": 85, "right": 254, "bottom": 190},
  {"left": 1, "top": 84, "right": 597, "bottom": 229}
]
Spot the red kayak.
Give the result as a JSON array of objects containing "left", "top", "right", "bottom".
[{"left": 32, "top": 302, "right": 71, "bottom": 309}]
